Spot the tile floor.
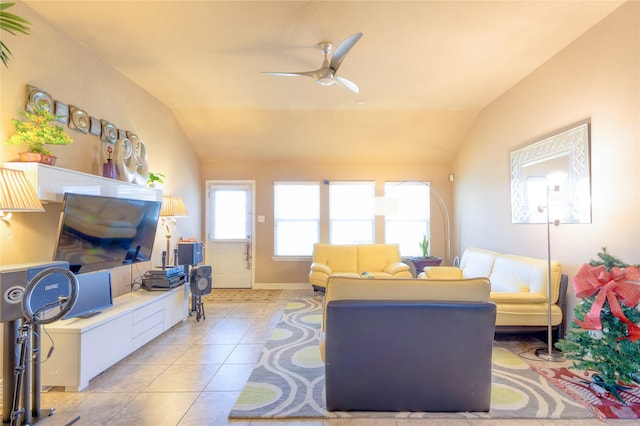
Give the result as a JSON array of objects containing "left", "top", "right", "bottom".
[{"left": 13, "top": 289, "right": 634, "bottom": 425}]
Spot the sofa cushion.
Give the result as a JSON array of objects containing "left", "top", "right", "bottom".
[
  {"left": 489, "top": 292, "right": 547, "bottom": 304},
  {"left": 421, "top": 266, "right": 463, "bottom": 279},
  {"left": 356, "top": 244, "right": 402, "bottom": 273},
  {"left": 459, "top": 247, "right": 498, "bottom": 278},
  {"left": 490, "top": 255, "right": 561, "bottom": 303},
  {"left": 495, "top": 303, "right": 563, "bottom": 326},
  {"left": 312, "top": 244, "right": 357, "bottom": 273}
]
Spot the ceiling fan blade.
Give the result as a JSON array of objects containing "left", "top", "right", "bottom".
[
  {"left": 263, "top": 71, "right": 310, "bottom": 77},
  {"left": 335, "top": 76, "right": 359, "bottom": 94},
  {"left": 262, "top": 69, "right": 324, "bottom": 79},
  {"left": 330, "top": 33, "right": 362, "bottom": 72}
]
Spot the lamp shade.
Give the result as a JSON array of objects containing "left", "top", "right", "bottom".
[
  {"left": 0, "top": 168, "right": 44, "bottom": 212},
  {"left": 160, "top": 196, "right": 188, "bottom": 217}
]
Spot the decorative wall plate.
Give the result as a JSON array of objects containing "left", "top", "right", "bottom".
[
  {"left": 54, "top": 101, "right": 69, "bottom": 124},
  {"left": 100, "top": 120, "right": 118, "bottom": 144},
  {"left": 20, "top": 85, "right": 147, "bottom": 181},
  {"left": 126, "top": 131, "right": 138, "bottom": 143},
  {"left": 89, "top": 117, "right": 101, "bottom": 136},
  {"left": 69, "top": 106, "right": 90, "bottom": 133},
  {"left": 132, "top": 140, "right": 149, "bottom": 185},
  {"left": 114, "top": 137, "right": 135, "bottom": 182},
  {"left": 26, "top": 85, "right": 54, "bottom": 113}
]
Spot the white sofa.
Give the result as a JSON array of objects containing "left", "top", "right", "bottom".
[{"left": 419, "top": 247, "right": 568, "bottom": 340}]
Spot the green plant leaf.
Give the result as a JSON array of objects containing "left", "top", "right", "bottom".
[
  {"left": 0, "top": 7, "right": 31, "bottom": 34},
  {"left": 0, "top": 40, "right": 11, "bottom": 65},
  {"left": 0, "top": 2, "right": 31, "bottom": 67}
]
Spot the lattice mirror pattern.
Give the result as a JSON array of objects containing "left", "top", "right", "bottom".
[{"left": 510, "top": 121, "right": 591, "bottom": 224}]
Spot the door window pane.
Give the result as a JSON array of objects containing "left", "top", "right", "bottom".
[
  {"left": 212, "top": 190, "right": 248, "bottom": 239},
  {"left": 274, "top": 182, "right": 319, "bottom": 256}
]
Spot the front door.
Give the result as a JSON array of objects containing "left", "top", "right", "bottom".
[{"left": 205, "top": 181, "right": 254, "bottom": 288}]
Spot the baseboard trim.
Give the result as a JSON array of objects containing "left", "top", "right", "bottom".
[{"left": 254, "top": 282, "right": 311, "bottom": 290}]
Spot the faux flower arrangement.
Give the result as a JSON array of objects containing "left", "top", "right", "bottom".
[{"left": 5, "top": 108, "right": 73, "bottom": 155}]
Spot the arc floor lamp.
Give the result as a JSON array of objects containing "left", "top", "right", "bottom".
[
  {"left": 375, "top": 181, "right": 451, "bottom": 266},
  {"left": 535, "top": 175, "right": 566, "bottom": 362}
]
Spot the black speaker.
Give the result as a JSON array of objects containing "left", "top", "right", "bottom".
[
  {"left": 178, "top": 242, "right": 204, "bottom": 266},
  {"left": 190, "top": 265, "right": 212, "bottom": 296}
]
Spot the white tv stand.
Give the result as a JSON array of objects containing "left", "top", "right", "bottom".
[{"left": 41, "top": 286, "right": 188, "bottom": 391}]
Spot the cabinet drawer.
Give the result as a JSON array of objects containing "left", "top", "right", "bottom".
[
  {"left": 132, "top": 299, "right": 163, "bottom": 324},
  {"left": 132, "top": 310, "right": 163, "bottom": 338},
  {"left": 132, "top": 322, "right": 164, "bottom": 350}
]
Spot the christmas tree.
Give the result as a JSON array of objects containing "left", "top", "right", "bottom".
[{"left": 556, "top": 248, "right": 640, "bottom": 402}]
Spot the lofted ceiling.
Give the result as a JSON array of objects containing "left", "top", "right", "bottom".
[{"left": 23, "top": 1, "right": 624, "bottom": 164}]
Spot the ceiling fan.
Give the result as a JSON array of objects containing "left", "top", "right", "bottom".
[{"left": 263, "top": 33, "right": 363, "bottom": 94}]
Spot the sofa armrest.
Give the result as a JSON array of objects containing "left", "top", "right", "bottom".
[
  {"left": 310, "top": 262, "right": 332, "bottom": 275},
  {"left": 383, "top": 262, "right": 410, "bottom": 275},
  {"left": 420, "top": 266, "right": 463, "bottom": 279}
]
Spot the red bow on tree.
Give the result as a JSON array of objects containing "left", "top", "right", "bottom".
[{"left": 573, "top": 263, "right": 640, "bottom": 341}]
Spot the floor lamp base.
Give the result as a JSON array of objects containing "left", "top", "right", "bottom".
[{"left": 535, "top": 347, "right": 566, "bottom": 362}]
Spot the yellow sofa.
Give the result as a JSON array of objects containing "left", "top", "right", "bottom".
[
  {"left": 420, "top": 247, "right": 568, "bottom": 340},
  {"left": 309, "top": 243, "right": 411, "bottom": 291}
]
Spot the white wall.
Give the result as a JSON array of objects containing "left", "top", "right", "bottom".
[{"left": 454, "top": 2, "right": 639, "bottom": 318}]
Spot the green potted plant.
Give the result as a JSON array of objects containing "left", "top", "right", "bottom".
[
  {"left": 147, "top": 171, "right": 165, "bottom": 187},
  {"left": 5, "top": 108, "right": 73, "bottom": 165},
  {"left": 409, "top": 234, "right": 443, "bottom": 275}
]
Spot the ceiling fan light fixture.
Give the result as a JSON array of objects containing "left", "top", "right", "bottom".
[{"left": 317, "top": 76, "right": 335, "bottom": 86}]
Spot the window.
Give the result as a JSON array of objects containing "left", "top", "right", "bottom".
[
  {"left": 384, "top": 181, "right": 430, "bottom": 257},
  {"left": 329, "top": 181, "right": 375, "bottom": 244},
  {"left": 274, "top": 182, "right": 319, "bottom": 256}
]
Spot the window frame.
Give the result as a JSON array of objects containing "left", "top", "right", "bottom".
[
  {"left": 328, "top": 180, "right": 376, "bottom": 245},
  {"left": 273, "top": 181, "right": 320, "bottom": 258}
]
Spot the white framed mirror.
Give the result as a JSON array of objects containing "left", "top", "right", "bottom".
[{"left": 510, "top": 121, "right": 591, "bottom": 224}]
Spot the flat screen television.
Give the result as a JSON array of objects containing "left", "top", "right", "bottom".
[
  {"left": 64, "top": 271, "right": 113, "bottom": 319},
  {"left": 53, "top": 193, "right": 162, "bottom": 273}
]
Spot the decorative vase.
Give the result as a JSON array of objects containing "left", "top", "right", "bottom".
[
  {"left": 19, "top": 152, "right": 56, "bottom": 166},
  {"left": 102, "top": 159, "right": 116, "bottom": 179}
]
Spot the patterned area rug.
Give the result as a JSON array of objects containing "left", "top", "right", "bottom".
[
  {"left": 201, "top": 289, "right": 282, "bottom": 303},
  {"left": 533, "top": 366, "right": 640, "bottom": 419},
  {"left": 229, "top": 297, "right": 595, "bottom": 419}
]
